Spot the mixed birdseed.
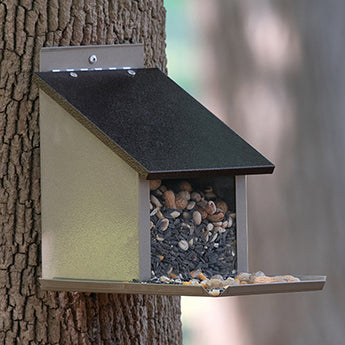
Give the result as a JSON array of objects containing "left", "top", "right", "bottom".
[
  {"left": 143, "top": 270, "right": 301, "bottom": 297},
  {"left": 147, "top": 179, "right": 301, "bottom": 295},
  {"left": 149, "top": 179, "right": 237, "bottom": 282}
]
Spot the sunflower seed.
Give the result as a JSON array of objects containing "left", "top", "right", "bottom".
[
  {"left": 160, "top": 276, "right": 171, "bottom": 283},
  {"left": 156, "top": 218, "right": 169, "bottom": 231},
  {"left": 210, "top": 233, "right": 218, "bottom": 242},
  {"left": 157, "top": 209, "right": 164, "bottom": 219},
  {"left": 190, "top": 192, "right": 202, "bottom": 202},
  {"left": 178, "top": 240, "right": 189, "bottom": 251},
  {"left": 170, "top": 210, "right": 181, "bottom": 218},
  {"left": 187, "top": 201, "right": 196, "bottom": 210},
  {"left": 150, "top": 195, "right": 162, "bottom": 208},
  {"left": 150, "top": 208, "right": 159, "bottom": 216},
  {"left": 193, "top": 211, "right": 202, "bottom": 225},
  {"left": 206, "top": 223, "right": 214, "bottom": 231}
]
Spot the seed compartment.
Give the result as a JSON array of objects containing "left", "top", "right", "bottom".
[{"left": 149, "top": 177, "right": 239, "bottom": 282}]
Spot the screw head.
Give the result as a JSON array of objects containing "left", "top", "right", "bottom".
[
  {"left": 89, "top": 54, "right": 97, "bottom": 64},
  {"left": 69, "top": 72, "right": 78, "bottom": 78},
  {"left": 128, "top": 69, "right": 136, "bottom": 76}
]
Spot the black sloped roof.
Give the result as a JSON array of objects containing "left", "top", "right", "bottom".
[{"left": 34, "top": 68, "right": 274, "bottom": 179}]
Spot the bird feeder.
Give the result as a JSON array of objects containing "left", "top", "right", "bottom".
[{"left": 35, "top": 44, "right": 326, "bottom": 296}]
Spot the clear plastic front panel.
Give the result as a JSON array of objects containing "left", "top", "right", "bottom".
[{"left": 149, "top": 177, "right": 237, "bottom": 283}]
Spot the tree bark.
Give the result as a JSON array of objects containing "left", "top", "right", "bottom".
[
  {"left": 0, "top": 1, "right": 182, "bottom": 344},
  {"left": 202, "top": 0, "right": 345, "bottom": 344}
]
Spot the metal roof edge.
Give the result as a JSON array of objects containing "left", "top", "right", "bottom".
[
  {"left": 146, "top": 165, "right": 275, "bottom": 180},
  {"left": 34, "top": 68, "right": 275, "bottom": 180}
]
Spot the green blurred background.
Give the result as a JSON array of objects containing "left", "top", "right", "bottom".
[
  {"left": 165, "top": 2, "right": 198, "bottom": 343},
  {"left": 165, "top": 0, "right": 345, "bottom": 344},
  {"left": 165, "top": 0, "right": 201, "bottom": 97}
]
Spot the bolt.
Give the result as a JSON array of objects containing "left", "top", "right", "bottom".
[
  {"left": 128, "top": 69, "right": 136, "bottom": 76},
  {"left": 89, "top": 55, "right": 97, "bottom": 64},
  {"left": 69, "top": 72, "right": 78, "bottom": 78}
]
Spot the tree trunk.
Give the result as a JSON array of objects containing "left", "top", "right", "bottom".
[
  {"left": 0, "top": 1, "right": 182, "bottom": 344},
  {"left": 202, "top": 0, "right": 345, "bottom": 344}
]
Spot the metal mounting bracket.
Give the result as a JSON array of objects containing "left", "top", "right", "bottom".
[{"left": 39, "top": 44, "right": 145, "bottom": 72}]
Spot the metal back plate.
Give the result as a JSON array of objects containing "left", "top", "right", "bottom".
[{"left": 40, "top": 44, "right": 144, "bottom": 72}]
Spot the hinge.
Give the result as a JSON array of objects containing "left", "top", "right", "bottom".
[{"left": 51, "top": 66, "right": 138, "bottom": 73}]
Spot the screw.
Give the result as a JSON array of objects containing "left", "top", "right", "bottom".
[
  {"left": 70, "top": 72, "right": 78, "bottom": 78},
  {"left": 128, "top": 69, "right": 136, "bottom": 76},
  {"left": 89, "top": 55, "right": 97, "bottom": 64}
]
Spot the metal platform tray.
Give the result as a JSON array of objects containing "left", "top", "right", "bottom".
[{"left": 40, "top": 275, "right": 326, "bottom": 297}]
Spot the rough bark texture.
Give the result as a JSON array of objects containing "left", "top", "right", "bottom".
[
  {"left": 0, "top": 1, "right": 182, "bottom": 344},
  {"left": 203, "top": 0, "right": 345, "bottom": 344}
]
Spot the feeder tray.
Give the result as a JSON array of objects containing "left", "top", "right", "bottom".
[
  {"left": 40, "top": 275, "right": 326, "bottom": 297},
  {"left": 35, "top": 44, "right": 326, "bottom": 296}
]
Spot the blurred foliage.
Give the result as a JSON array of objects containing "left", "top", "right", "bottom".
[{"left": 165, "top": 0, "right": 202, "bottom": 97}]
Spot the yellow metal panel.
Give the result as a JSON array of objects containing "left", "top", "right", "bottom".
[{"left": 40, "top": 90, "right": 141, "bottom": 281}]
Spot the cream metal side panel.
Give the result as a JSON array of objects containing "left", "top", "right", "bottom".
[{"left": 40, "top": 90, "right": 141, "bottom": 281}]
